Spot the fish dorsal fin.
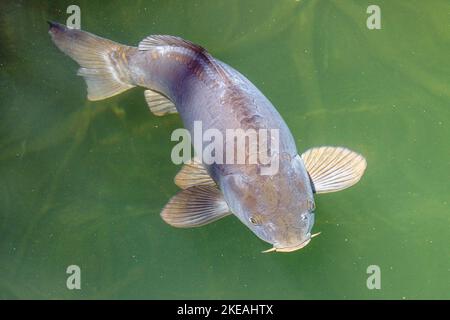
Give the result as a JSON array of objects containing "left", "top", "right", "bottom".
[
  {"left": 144, "top": 89, "right": 177, "bottom": 116},
  {"left": 175, "top": 157, "right": 215, "bottom": 189},
  {"left": 139, "top": 35, "right": 206, "bottom": 53},
  {"left": 161, "top": 185, "right": 230, "bottom": 228},
  {"left": 139, "top": 35, "right": 230, "bottom": 81},
  {"left": 301, "top": 146, "right": 367, "bottom": 194}
]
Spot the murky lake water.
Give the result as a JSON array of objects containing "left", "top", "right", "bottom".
[{"left": 1, "top": 0, "right": 449, "bottom": 299}]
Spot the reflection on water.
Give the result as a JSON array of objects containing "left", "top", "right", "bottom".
[{"left": 0, "top": 0, "right": 449, "bottom": 299}]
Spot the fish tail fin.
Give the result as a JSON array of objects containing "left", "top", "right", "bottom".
[{"left": 48, "top": 21, "right": 136, "bottom": 101}]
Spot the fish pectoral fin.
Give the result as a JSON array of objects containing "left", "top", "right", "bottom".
[
  {"left": 301, "top": 146, "right": 367, "bottom": 194},
  {"left": 175, "top": 157, "right": 216, "bottom": 189},
  {"left": 161, "top": 185, "right": 230, "bottom": 228},
  {"left": 144, "top": 89, "right": 178, "bottom": 116}
]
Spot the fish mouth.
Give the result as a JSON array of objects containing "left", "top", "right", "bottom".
[{"left": 262, "top": 232, "right": 321, "bottom": 253}]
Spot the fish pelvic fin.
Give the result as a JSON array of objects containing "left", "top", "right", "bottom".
[
  {"left": 175, "top": 157, "right": 215, "bottom": 189},
  {"left": 301, "top": 147, "right": 367, "bottom": 194},
  {"left": 162, "top": 158, "right": 227, "bottom": 228},
  {"left": 48, "top": 22, "right": 136, "bottom": 101}
]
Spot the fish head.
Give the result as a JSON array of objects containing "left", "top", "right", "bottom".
[{"left": 221, "top": 154, "right": 318, "bottom": 252}]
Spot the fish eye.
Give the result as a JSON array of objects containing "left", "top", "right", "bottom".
[{"left": 249, "top": 216, "right": 262, "bottom": 225}]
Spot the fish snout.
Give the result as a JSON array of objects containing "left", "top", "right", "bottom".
[{"left": 262, "top": 232, "right": 321, "bottom": 253}]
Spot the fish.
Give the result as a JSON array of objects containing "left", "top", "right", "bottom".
[{"left": 48, "top": 22, "right": 367, "bottom": 253}]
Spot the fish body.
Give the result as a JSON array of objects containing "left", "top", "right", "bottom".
[
  {"left": 49, "top": 22, "right": 367, "bottom": 252},
  {"left": 126, "top": 36, "right": 315, "bottom": 248}
]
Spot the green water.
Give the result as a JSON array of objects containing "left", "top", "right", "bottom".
[{"left": 1, "top": 0, "right": 449, "bottom": 299}]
